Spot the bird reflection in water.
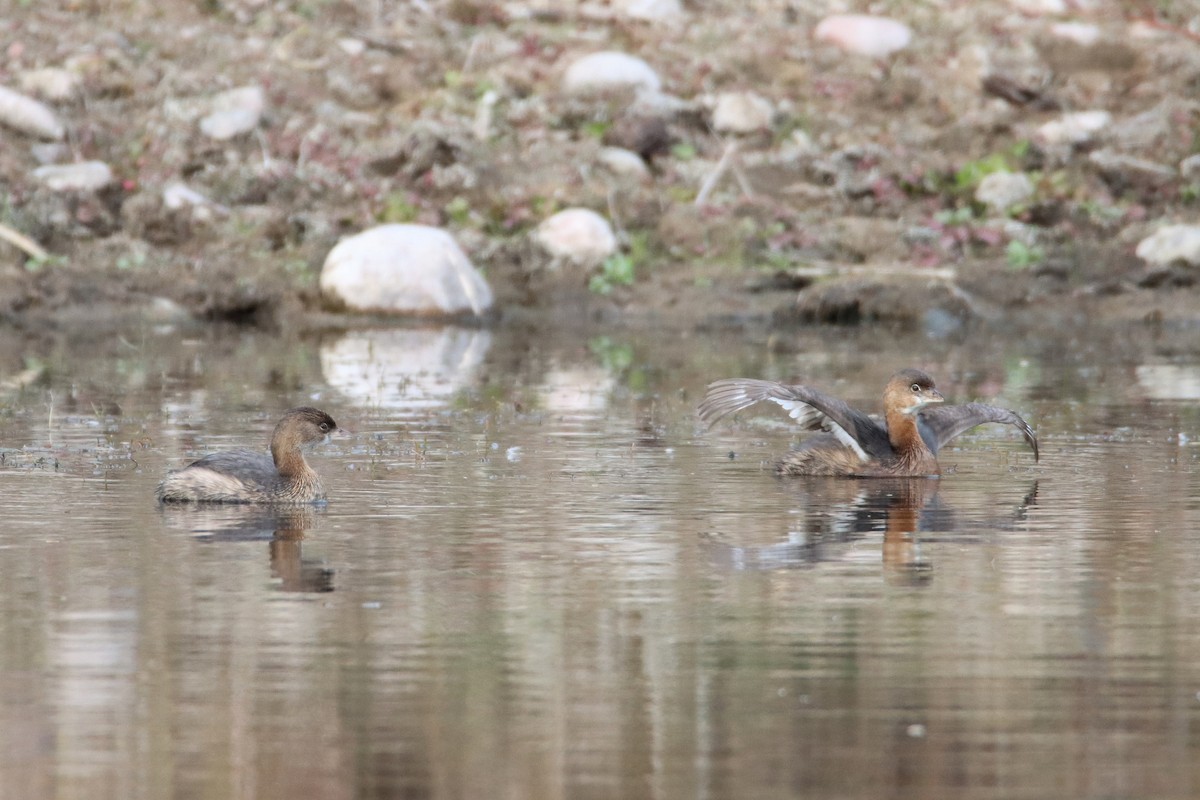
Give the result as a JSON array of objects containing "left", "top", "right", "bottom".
[
  {"left": 706, "top": 479, "right": 1038, "bottom": 583},
  {"left": 159, "top": 505, "right": 334, "bottom": 593}
]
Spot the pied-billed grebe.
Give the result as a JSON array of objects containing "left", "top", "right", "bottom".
[
  {"left": 156, "top": 407, "right": 339, "bottom": 504},
  {"left": 698, "top": 368, "right": 1038, "bottom": 477}
]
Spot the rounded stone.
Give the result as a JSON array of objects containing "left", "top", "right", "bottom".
[
  {"left": 712, "top": 91, "right": 774, "bottom": 134},
  {"left": 32, "top": 160, "right": 113, "bottom": 192},
  {"left": 320, "top": 224, "right": 494, "bottom": 317},
  {"left": 0, "top": 85, "right": 64, "bottom": 140},
  {"left": 562, "top": 52, "right": 662, "bottom": 96},
  {"left": 534, "top": 209, "right": 618, "bottom": 267},
  {"left": 814, "top": 15, "right": 913, "bottom": 59},
  {"left": 975, "top": 171, "right": 1035, "bottom": 212},
  {"left": 1135, "top": 225, "right": 1200, "bottom": 268}
]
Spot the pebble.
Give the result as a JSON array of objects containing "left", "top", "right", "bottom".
[
  {"left": 813, "top": 15, "right": 913, "bottom": 59},
  {"left": 712, "top": 91, "right": 773, "bottom": 134},
  {"left": 1010, "top": 0, "right": 1066, "bottom": 13},
  {"left": 199, "top": 86, "right": 265, "bottom": 140},
  {"left": 32, "top": 160, "right": 113, "bottom": 192},
  {"left": 534, "top": 208, "right": 618, "bottom": 267},
  {"left": 596, "top": 146, "right": 652, "bottom": 181},
  {"left": 562, "top": 51, "right": 662, "bottom": 96},
  {"left": 320, "top": 224, "right": 494, "bottom": 316},
  {"left": 1088, "top": 150, "right": 1176, "bottom": 187},
  {"left": 19, "top": 68, "right": 81, "bottom": 101},
  {"left": 975, "top": 171, "right": 1035, "bottom": 212},
  {"left": 1050, "top": 22, "right": 1102, "bottom": 46},
  {"left": 1135, "top": 225, "right": 1200, "bottom": 268},
  {"left": 1180, "top": 154, "right": 1200, "bottom": 180},
  {"left": 1036, "top": 110, "right": 1111, "bottom": 146},
  {"left": 614, "top": 0, "right": 684, "bottom": 22},
  {"left": 0, "top": 84, "right": 64, "bottom": 140}
]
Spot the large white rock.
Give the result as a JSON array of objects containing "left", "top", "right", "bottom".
[
  {"left": 534, "top": 208, "right": 618, "bottom": 266},
  {"left": 615, "top": 0, "right": 684, "bottom": 21},
  {"left": 712, "top": 91, "right": 773, "bottom": 134},
  {"left": 814, "top": 15, "right": 913, "bottom": 59},
  {"left": 562, "top": 52, "right": 661, "bottom": 96},
  {"left": 32, "top": 160, "right": 113, "bottom": 192},
  {"left": 1135, "top": 225, "right": 1200, "bottom": 268},
  {"left": 199, "top": 86, "right": 265, "bottom": 140},
  {"left": 0, "top": 84, "right": 64, "bottom": 140},
  {"left": 320, "top": 224, "right": 494, "bottom": 316},
  {"left": 975, "top": 171, "right": 1035, "bottom": 212}
]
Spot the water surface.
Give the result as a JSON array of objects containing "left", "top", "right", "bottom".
[{"left": 0, "top": 320, "right": 1198, "bottom": 799}]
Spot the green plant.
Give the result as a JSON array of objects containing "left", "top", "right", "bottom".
[
  {"left": 1006, "top": 239, "right": 1045, "bottom": 269},
  {"left": 589, "top": 253, "right": 635, "bottom": 295}
]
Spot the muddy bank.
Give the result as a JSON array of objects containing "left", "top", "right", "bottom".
[{"left": 1, "top": 2, "right": 1199, "bottom": 331}]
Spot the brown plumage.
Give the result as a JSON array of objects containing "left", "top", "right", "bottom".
[
  {"left": 156, "top": 407, "right": 339, "bottom": 504},
  {"left": 698, "top": 369, "right": 1038, "bottom": 477}
]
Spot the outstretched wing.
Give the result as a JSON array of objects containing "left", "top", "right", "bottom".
[
  {"left": 698, "top": 379, "right": 891, "bottom": 460},
  {"left": 917, "top": 403, "right": 1039, "bottom": 461}
]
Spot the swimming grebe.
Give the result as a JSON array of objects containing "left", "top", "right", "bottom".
[
  {"left": 698, "top": 369, "right": 1038, "bottom": 477},
  {"left": 156, "top": 407, "right": 339, "bottom": 504}
]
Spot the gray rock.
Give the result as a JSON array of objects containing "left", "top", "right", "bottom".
[
  {"left": 534, "top": 209, "right": 618, "bottom": 267},
  {"left": 975, "top": 171, "right": 1034, "bottom": 212},
  {"left": 0, "top": 85, "right": 64, "bottom": 140},
  {"left": 1135, "top": 225, "right": 1200, "bottom": 268},
  {"left": 32, "top": 160, "right": 113, "bottom": 192},
  {"left": 562, "top": 52, "right": 661, "bottom": 96},
  {"left": 320, "top": 224, "right": 493, "bottom": 317},
  {"left": 1088, "top": 150, "right": 1176, "bottom": 187},
  {"left": 199, "top": 86, "right": 265, "bottom": 140},
  {"left": 1181, "top": 154, "right": 1200, "bottom": 180}
]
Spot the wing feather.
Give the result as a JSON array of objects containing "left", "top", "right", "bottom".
[
  {"left": 917, "top": 403, "right": 1038, "bottom": 461},
  {"left": 698, "top": 379, "right": 891, "bottom": 460}
]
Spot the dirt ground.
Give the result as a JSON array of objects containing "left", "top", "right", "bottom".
[{"left": 1, "top": 0, "right": 1198, "bottom": 332}]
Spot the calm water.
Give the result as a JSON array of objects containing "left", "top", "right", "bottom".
[{"left": 1, "top": 319, "right": 1199, "bottom": 800}]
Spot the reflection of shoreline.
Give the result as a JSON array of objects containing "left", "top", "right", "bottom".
[
  {"left": 705, "top": 479, "right": 1038, "bottom": 579},
  {"left": 320, "top": 328, "right": 491, "bottom": 411},
  {"left": 159, "top": 505, "right": 333, "bottom": 593}
]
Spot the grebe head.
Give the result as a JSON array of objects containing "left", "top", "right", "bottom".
[
  {"left": 276, "top": 407, "right": 339, "bottom": 447},
  {"left": 886, "top": 369, "right": 944, "bottom": 416}
]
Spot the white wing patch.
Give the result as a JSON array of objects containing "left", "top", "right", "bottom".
[{"left": 768, "top": 397, "right": 869, "bottom": 461}]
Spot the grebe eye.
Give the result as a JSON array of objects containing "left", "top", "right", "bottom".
[
  {"left": 319, "top": 423, "right": 330, "bottom": 432},
  {"left": 910, "top": 383, "right": 921, "bottom": 392}
]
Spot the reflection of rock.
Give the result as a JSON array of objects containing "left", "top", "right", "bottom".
[
  {"left": 320, "top": 327, "right": 491, "bottom": 411},
  {"left": 1136, "top": 365, "right": 1200, "bottom": 401},
  {"left": 539, "top": 367, "right": 616, "bottom": 413}
]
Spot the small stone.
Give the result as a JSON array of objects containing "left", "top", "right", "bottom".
[
  {"left": 199, "top": 86, "right": 265, "bottom": 140},
  {"left": 975, "top": 171, "right": 1035, "bottom": 212},
  {"left": 534, "top": 208, "right": 618, "bottom": 267},
  {"left": 1088, "top": 150, "right": 1175, "bottom": 187},
  {"left": 320, "top": 224, "right": 493, "bottom": 317},
  {"left": 1050, "top": 22, "right": 1102, "bottom": 46},
  {"left": 712, "top": 91, "right": 773, "bottom": 134},
  {"left": 1135, "top": 225, "right": 1200, "bottom": 268},
  {"left": 562, "top": 51, "right": 662, "bottom": 96},
  {"left": 162, "top": 182, "right": 213, "bottom": 210},
  {"left": 614, "top": 0, "right": 683, "bottom": 21},
  {"left": 1036, "top": 110, "right": 1111, "bottom": 146},
  {"left": 1010, "top": 0, "right": 1066, "bottom": 12},
  {"left": 1181, "top": 154, "right": 1200, "bottom": 180},
  {"left": 30, "top": 142, "right": 68, "bottom": 165},
  {"left": 596, "top": 147, "right": 651, "bottom": 180},
  {"left": 813, "top": 15, "right": 913, "bottom": 59},
  {"left": 32, "top": 160, "right": 113, "bottom": 192},
  {"left": 0, "top": 85, "right": 64, "bottom": 140},
  {"left": 19, "top": 68, "right": 81, "bottom": 101}
]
